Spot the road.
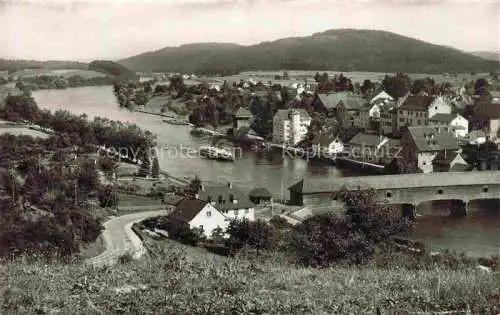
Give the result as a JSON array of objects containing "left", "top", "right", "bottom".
[{"left": 86, "top": 209, "right": 169, "bottom": 267}]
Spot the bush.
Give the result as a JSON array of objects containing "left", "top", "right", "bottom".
[
  {"left": 160, "top": 218, "right": 202, "bottom": 246},
  {"left": 97, "top": 185, "right": 119, "bottom": 208},
  {"left": 225, "top": 219, "right": 280, "bottom": 254},
  {"left": 269, "top": 216, "right": 291, "bottom": 230},
  {"left": 290, "top": 189, "right": 413, "bottom": 267}
]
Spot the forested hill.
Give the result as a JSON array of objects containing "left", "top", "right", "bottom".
[
  {"left": 118, "top": 29, "right": 499, "bottom": 74},
  {"left": 0, "top": 59, "right": 88, "bottom": 72}
]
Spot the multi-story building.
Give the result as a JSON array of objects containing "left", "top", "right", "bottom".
[
  {"left": 396, "top": 95, "right": 453, "bottom": 131},
  {"left": 428, "top": 113, "right": 468, "bottom": 138},
  {"left": 272, "top": 109, "right": 312, "bottom": 146},
  {"left": 400, "top": 126, "right": 460, "bottom": 173}
]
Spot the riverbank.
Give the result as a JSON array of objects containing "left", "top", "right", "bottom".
[{"left": 2, "top": 246, "right": 499, "bottom": 314}]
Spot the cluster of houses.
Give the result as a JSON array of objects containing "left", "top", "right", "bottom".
[{"left": 229, "top": 80, "right": 500, "bottom": 174}]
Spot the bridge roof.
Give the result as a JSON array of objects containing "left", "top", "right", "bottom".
[{"left": 291, "top": 171, "right": 500, "bottom": 194}]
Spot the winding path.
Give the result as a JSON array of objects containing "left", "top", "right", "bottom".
[{"left": 86, "top": 210, "right": 169, "bottom": 267}]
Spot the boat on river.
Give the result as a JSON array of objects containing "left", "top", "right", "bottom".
[
  {"left": 199, "top": 145, "right": 234, "bottom": 161},
  {"left": 163, "top": 117, "right": 189, "bottom": 125}
]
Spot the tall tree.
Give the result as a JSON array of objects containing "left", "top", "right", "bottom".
[
  {"left": 137, "top": 149, "right": 151, "bottom": 177},
  {"left": 151, "top": 156, "right": 160, "bottom": 178}
]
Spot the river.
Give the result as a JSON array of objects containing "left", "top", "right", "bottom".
[{"left": 32, "top": 86, "right": 499, "bottom": 257}]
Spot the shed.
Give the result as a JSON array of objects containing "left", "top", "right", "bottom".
[{"left": 248, "top": 187, "right": 273, "bottom": 204}]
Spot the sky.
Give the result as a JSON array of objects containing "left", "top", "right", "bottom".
[{"left": 0, "top": 0, "right": 498, "bottom": 61}]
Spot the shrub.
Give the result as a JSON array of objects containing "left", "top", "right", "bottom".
[
  {"left": 225, "top": 219, "right": 280, "bottom": 254},
  {"left": 269, "top": 216, "right": 291, "bottom": 230},
  {"left": 97, "top": 185, "right": 119, "bottom": 208}
]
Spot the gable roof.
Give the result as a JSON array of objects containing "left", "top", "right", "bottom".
[
  {"left": 432, "top": 151, "right": 461, "bottom": 165},
  {"left": 248, "top": 187, "right": 272, "bottom": 198},
  {"left": 169, "top": 198, "right": 209, "bottom": 223},
  {"left": 197, "top": 183, "right": 255, "bottom": 211},
  {"left": 400, "top": 95, "right": 436, "bottom": 111},
  {"left": 406, "top": 126, "right": 459, "bottom": 152},
  {"left": 316, "top": 92, "right": 355, "bottom": 109},
  {"left": 234, "top": 107, "right": 253, "bottom": 119},
  {"left": 370, "top": 91, "right": 393, "bottom": 103},
  {"left": 429, "top": 113, "right": 459, "bottom": 123},
  {"left": 339, "top": 98, "right": 367, "bottom": 111}
]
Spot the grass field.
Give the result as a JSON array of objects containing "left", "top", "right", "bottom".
[
  {"left": 11, "top": 69, "right": 107, "bottom": 79},
  {"left": 118, "top": 193, "right": 163, "bottom": 207},
  {"left": 1, "top": 242, "right": 498, "bottom": 314}
]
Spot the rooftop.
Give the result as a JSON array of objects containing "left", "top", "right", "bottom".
[
  {"left": 429, "top": 113, "right": 460, "bottom": 123},
  {"left": 406, "top": 126, "right": 459, "bottom": 152},
  {"left": 197, "top": 183, "right": 255, "bottom": 211},
  {"left": 316, "top": 92, "right": 355, "bottom": 109},
  {"left": 400, "top": 95, "right": 435, "bottom": 111},
  {"left": 169, "top": 198, "right": 208, "bottom": 223}
]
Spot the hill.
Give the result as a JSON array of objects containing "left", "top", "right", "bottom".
[
  {"left": 118, "top": 29, "right": 500, "bottom": 74},
  {"left": 0, "top": 59, "right": 88, "bottom": 73},
  {"left": 88, "top": 60, "right": 138, "bottom": 78},
  {"left": 470, "top": 51, "right": 500, "bottom": 62}
]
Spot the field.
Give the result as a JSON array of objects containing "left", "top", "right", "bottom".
[
  {"left": 1, "top": 241, "right": 498, "bottom": 314},
  {"left": 118, "top": 193, "right": 163, "bottom": 207},
  {"left": 11, "top": 69, "right": 107, "bottom": 79},
  {"left": 0, "top": 126, "right": 50, "bottom": 139},
  {"left": 213, "top": 70, "right": 490, "bottom": 86}
]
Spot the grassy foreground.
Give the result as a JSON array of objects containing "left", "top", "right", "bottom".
[{"left": 1, "top": 245, "right": 499, "bottom": 315}]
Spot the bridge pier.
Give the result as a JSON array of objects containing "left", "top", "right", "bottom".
[{"left": 401, "top": 203, "right": 416, "bottom": 221}]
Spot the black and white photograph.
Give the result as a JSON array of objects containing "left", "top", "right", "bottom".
[{"left": 0, "top": 0, "right": 499, "bottom": 313}]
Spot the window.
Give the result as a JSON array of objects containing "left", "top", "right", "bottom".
[
  {"left": 199, "top": 225, "right": 204, "bottom": 231},
  {"left": 206, "top": 211, "right": 212, "bottom": 217},
  {"left": 218, "top": 195, "right": 223, "bottom": 203},
  {"left": 482, "top": 187, "right": 489, "bottom": 193},
  {"left": 437, "top": 188, "right": 443, "bottom": 194},
  {"left": 229, "top": 194, "right": 234, "bottom": 202},
  {"left": 386, "top": 191, "right": 392, "bottom": 198}
]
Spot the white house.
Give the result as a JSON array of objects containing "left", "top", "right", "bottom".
[
  {"left": 370, "top": 91, "right": 394, "bottom": 104},
  {"left": 197, "top": 182, "right": 255, "bottom": 222},
  {"left": 429, "top": 113, "right": 468, "bottom": 138},
  {"left": 396, "top": 95, "right": 453, "bottom": 131},
  {"left": 169, "top": 198, "right": 228, "bottom": 238},
  {"left": 311, "top": 134, "right": 344, "bottom": 157},
  {"left": 272, "top": 109, "right": 312, "bottom": 146}
]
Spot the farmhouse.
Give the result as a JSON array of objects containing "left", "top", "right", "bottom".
[
  {"left": 169, "top": 198, "right": 227, "bottom": 238},
  {"left": 396, "top": 95, "right": 452, "bottom": 131}
]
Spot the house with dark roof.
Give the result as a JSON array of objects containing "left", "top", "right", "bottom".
[
  {"left": 428, "top": 113, "right": 468, "bottom": 138},
  {"left": 248, "top": 187, "right": 272, "bottom": 204},
  {"left": 396, "top": 95, "right": 452, "bottom": 132},
  {"left": 432, "top": 151, "right": 469, "bottom": 172},
  {"left": 312, "top": 92, "right": 355, "bottom": 116},
  {"left": 336, "top": 97, "right": 368, "bottom": 127},
  {"left": 401, "top": 126, "right": 460, "bottom": 173},
  {"left": 470, "top": 96, "right": 500, "bottom": 141},
  {"left": 311, "top": 133, "right": 344, "bottom": 157},
  {"left": 169, "top": 198, "right": 228, "bottom": 238},
  {"left": 232, "top": 107, "right": 253, "bottom": 130},
  {"left": 346, "top": 133, "right": 401, "bottom": 165},
  {"left": 196, "top": 182, "right": 255, "bottom": 221}
]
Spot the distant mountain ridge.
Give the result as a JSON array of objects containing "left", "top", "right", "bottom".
[
  {"left": 118, "top": 29, "right": 499, "bottom": 74},
  {"left": 469, "top": 51, "right": 500, "bottom": 62}
]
